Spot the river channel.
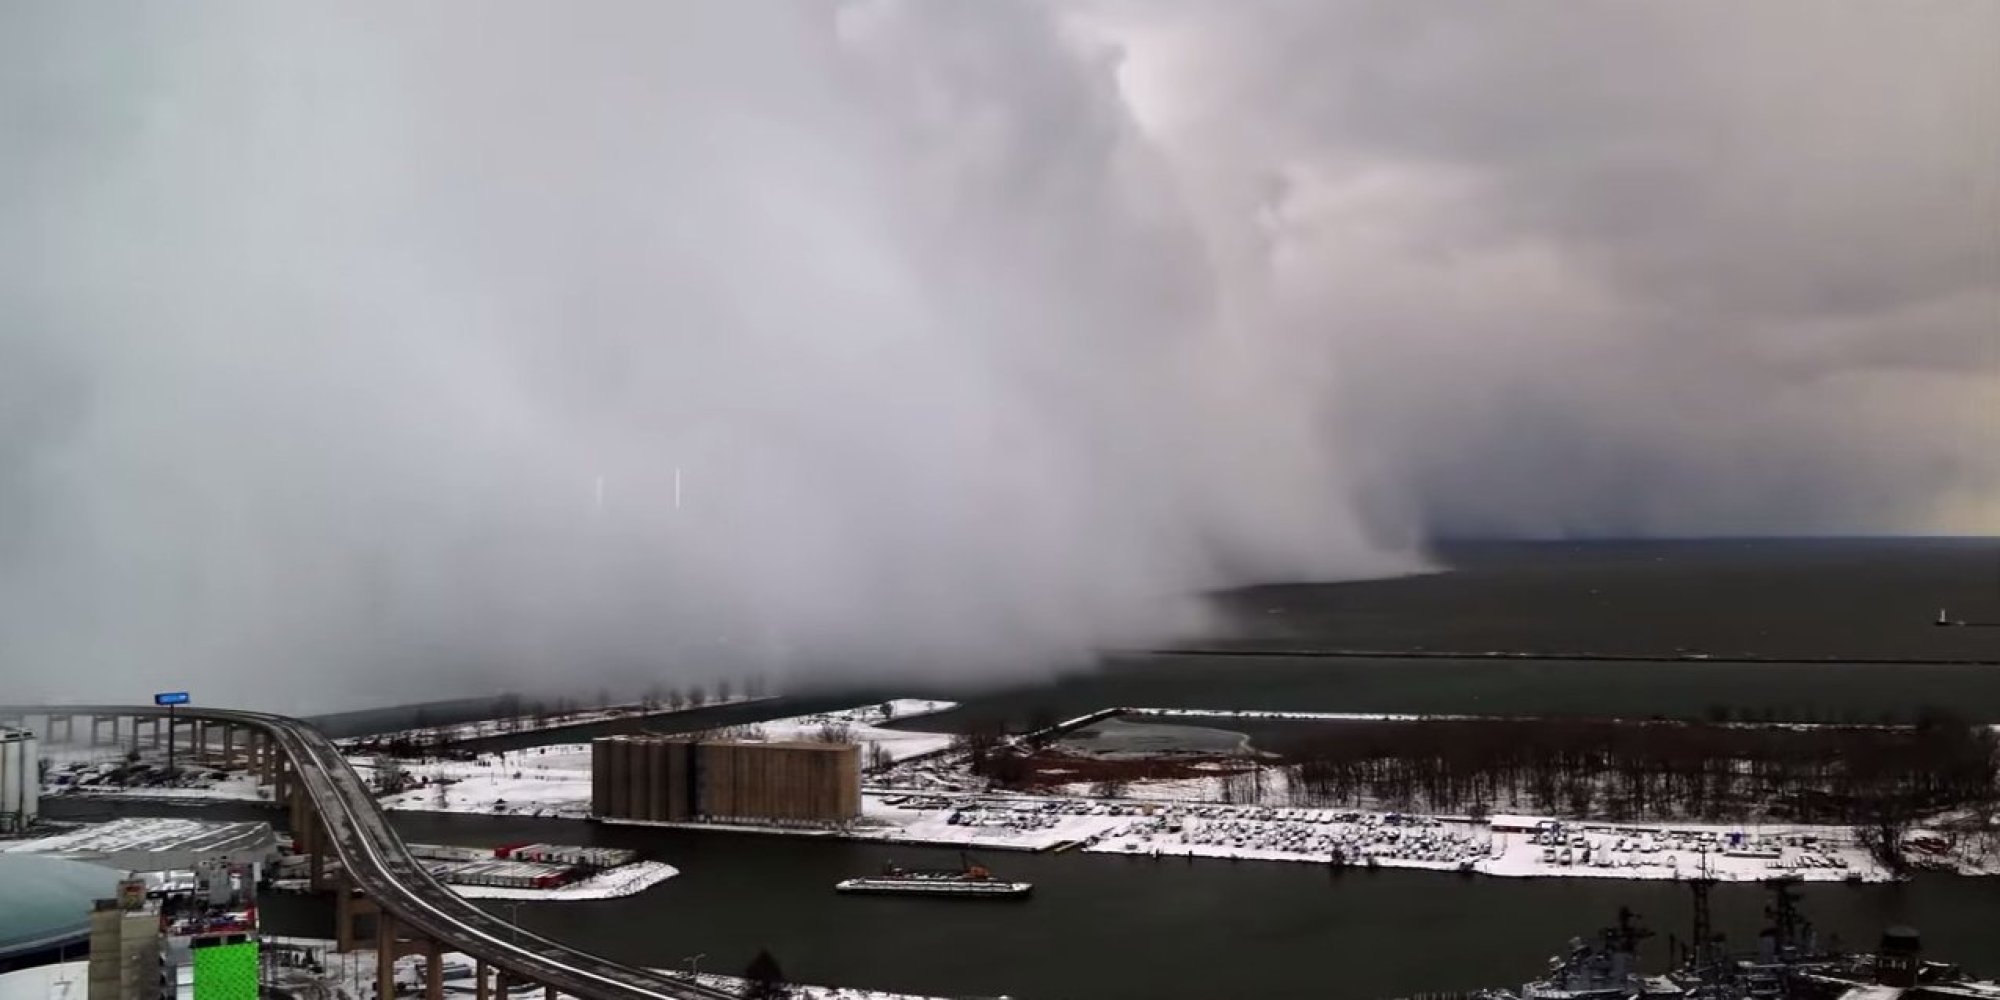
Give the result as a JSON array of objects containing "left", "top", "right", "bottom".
[{"left": 47, "top": 799, "right": 2000, "bottom": 999}]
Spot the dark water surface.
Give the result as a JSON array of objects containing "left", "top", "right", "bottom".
[
  {"left": 48, "top": 800, "right": 2000, "bottom": 1000},
  {"left": 48, "top": 540, "right": 2000, "bottom": 998},
  {"left": 370, "top": 813, "right": 2000, "bottom": 1000}
]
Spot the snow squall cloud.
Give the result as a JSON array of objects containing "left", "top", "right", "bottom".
[{"left": 1, "top": 1, "right": 1994, "bottom": 710}]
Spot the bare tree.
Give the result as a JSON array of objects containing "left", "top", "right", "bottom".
[
  {"left": 742, "top": 950, "right": 787, "bottom": 999},
  {"left": 373, "top": 757, "right": 409, "bottom": 796}
]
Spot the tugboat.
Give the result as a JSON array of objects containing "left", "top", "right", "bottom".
[{"left": 835, "top": 854, "right": 1032, "bottom": 899}]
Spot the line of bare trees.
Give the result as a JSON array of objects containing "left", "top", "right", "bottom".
[{"left": 1270, "top": 712, "right": 1997, "bottom": 826}]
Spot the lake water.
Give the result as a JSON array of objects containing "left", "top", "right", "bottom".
[
  {"left": 306, "top": 810, "right": 2000, "bottom": 1000},
  {"left": 56, "top": 539, "right": 2000, "bottom": 998}
]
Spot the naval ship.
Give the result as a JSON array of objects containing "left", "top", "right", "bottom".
[{"left": 1456, "top": 878, "right": 1998, "bottom": 1000}]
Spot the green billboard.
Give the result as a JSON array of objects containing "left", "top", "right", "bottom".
[{"left": 191, "top": 939, "right": 259, "bottom": 1000}]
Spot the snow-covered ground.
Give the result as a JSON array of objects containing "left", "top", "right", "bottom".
[
  {"left": 816, "top": 699, "right": 958, "bottom": 726},
  {"left": 852, "top": 793, "right": 1132, "bottom": 852},
  {"left": 44, "top": 772, "right": 271, "bottom": 804},
  {"left": 363, "top": 750, "right": 596, "bottom": 819},
  {"left": 336, "top": 693, "right": 774, "bottom": 748},
  {"left": 271, "top": 855, "right": 677, "bottom": 902},
  {"left": 262, "top": 937, "right": 951, "bottom": 1000},
  {"left": 1127, "top": 707, "right": 1496, "bottom": 724},
  {"left": 0, "top": 816, "right": 274, "bottom": 859},
  {"left": 750, "top": 700, "right": 958, "bottom": 764},
  {"left": 1906, "top": 822, "right": 2000, "bottom": 877},
  {"left": 449, "top": 860, "right": 679, "bottom": 901},
  {"left": 361, "top": 700, "right": 960, "bottom": 820},
  {"left": 38, "top": 743, "right": 273, "bottom": 804},
  {"left": 849, "top": 793, "right": 1894, "bottom": 882}
]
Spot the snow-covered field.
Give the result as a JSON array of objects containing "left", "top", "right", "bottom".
[
  {"left": 361, "top": 700, "right": 960, "bottom": 821},
  {"left": 1, "top": 816, "right": 274, "bottom": 859},
  {"left": 364, "top": 750, "right": 596, "bottom": 819},
  {"left": 752, "top": 699, "right": 958, "bottom": 763},
  {"left": 262, "top": 937, "right": 950, "bottom": 1000}
]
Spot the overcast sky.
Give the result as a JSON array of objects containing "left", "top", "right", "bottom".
[{"left": 2, "top": 1, "right": 1994, "bottom": 710}]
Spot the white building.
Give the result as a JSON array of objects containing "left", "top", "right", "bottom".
[{"left": 0, "top": 728, "right": 39, "bottom": 834}]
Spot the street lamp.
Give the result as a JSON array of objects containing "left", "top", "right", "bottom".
[
  {"left": 154, "top": 692, "right": 190, "bottom": 779},
  {"left": 500, "top": 901, "right": 525, "bottom": 945}
]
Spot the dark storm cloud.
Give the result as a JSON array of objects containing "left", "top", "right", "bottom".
[
  {"left": 1, "top": 1, "right": 1992, "bottom": 710},
  {"left": 0, "top": 1, "right": 1400, "bottom": 710},
  {"left": 1083, "top": 0, "right": 1999, "bottom": 537}
]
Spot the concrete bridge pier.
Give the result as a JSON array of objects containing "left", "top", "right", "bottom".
[
  {"left": 168, "top": 717, "right": 196, "bottom": 763},
  {"left": 333, "top": 874, "right": 380, "bottom": 953},
  {"left": 263, "top": 734, "right": 280, "bottom": 783},
  {"left": 424, "top": 940, "right": 444, "bottom": 1000},
  {"left": 303, "top": 821, "right": 326, "bottom": 893},
  {"left": 48, "top": 714, "right": 75, "bottom": 743},
  {"left": 374, "top": 913, "right": 447, "bottom": 1000},
  {"left": 90, "top": 714, "right": 119, "bottom": 746}
]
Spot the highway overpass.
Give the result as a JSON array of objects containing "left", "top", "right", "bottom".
[{"left": 0, "top": 704, "right": 737, "bottom": 1000}]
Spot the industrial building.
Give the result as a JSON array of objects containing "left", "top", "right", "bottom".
[
  {"left": 89, "top": 859, "right": 260, "bottom": 1000},
  {"left": 0, "top": 727, "right": 39, "bottom": 834},
  {"left": 593, "top": 737, "right": 860, "bottom": 826},
  {"left": 87, "top": 893, "right": 162, "bottom": 1000}
]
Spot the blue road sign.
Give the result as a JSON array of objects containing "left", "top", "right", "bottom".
[{"left": 154, "top": 691, "right": 190, "bottom": 706}]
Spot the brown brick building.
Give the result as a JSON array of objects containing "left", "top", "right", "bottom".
[{"left": 591, "top": 736, "right": 861, "bottom": 826}]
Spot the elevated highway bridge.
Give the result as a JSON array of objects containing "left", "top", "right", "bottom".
[{"left": 0, "top": 703, "right": 734, "bottom": 1000}]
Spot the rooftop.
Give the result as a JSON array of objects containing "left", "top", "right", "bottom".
[{"left": 0, "top": 855, "right": 124, "bottom": 960}]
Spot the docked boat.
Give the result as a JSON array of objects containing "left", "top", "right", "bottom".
[{"left": 836, "top": 856, "right": 1032, "bottom": 899}]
